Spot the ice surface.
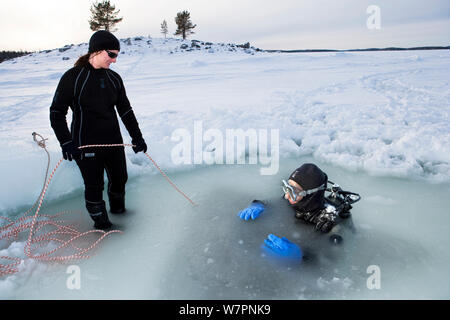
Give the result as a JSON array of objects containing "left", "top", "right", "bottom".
[
  {"left": 1, "top": 157, "right": 449, "bottom": 299},
  {"left": 0, "top": 37, "right": 449, "bottom": 299}
]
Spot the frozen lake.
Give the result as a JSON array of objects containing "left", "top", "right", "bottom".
[
  {"left": 1, "top": 37, "right": 449, "bottom": 299},
  {"left": 3, "top": 156, "right": 449, "bottom": 299}
]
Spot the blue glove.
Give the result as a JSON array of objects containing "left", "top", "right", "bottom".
[
  {"left": 263, "top": 234, "right": 303, "bottom": 260},
  {"left": 238, "top": 201, "right": 265, "bottom": 220}
]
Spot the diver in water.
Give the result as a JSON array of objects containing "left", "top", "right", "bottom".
[{"left": 238, "top": 163, "right": 360, "bottom": 260}]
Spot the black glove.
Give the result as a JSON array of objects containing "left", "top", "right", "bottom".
[
  {"left": 314, "top": 210, "right": 337, "bottom": 233},
  {"left": 61, "top": 141, "right": 81, "bottom": 161},
  {"left": 132, "top": 137, "right": 147, "bottom": 154}
]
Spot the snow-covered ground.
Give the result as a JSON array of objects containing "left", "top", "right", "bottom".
[{"left": 0, "top": 36, "right": 449, "bottom": 299}]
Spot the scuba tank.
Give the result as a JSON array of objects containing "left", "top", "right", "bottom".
[
  {"left": 325, "top": 181, "right": 361, "bottom": 219},
  {"left": 295, "top": 181, "right": 361, "bottom": 233}
]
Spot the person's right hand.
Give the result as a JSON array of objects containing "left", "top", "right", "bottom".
[
  {"left": 238, "top": 201, "right": 265, "bottom": 220},
  {"left": 61, "top": 141, "right": 81, "bottom": 161}
]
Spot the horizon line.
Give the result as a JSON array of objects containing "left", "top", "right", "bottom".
[{"left": 1, "top": 37, "right": 450, "bottom": 54}]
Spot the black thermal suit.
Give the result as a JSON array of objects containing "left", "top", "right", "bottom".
[{"left": 50, "top": 63, "right": 144, "bottom": 207}]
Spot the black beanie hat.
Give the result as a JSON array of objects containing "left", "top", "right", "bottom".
[
  {"left": 289, "top": 163, "right": 328, "bottom": 213},
  {"left": 88, "top": 30, "right": 120, "bottom": 53},
  {"left": 289, "top": 163, "right": 327, "bottom": 190}
]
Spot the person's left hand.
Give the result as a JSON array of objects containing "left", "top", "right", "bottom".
[
  {"left": 314, "top": 211, "right": 336, "bottom": 233},
  {"left": 263, "top": 234, "right": 303, "bottom": 260}
]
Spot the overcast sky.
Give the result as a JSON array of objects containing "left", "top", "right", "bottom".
[{"left": 1, "top": 0, "right": 449, "bottom": 51}]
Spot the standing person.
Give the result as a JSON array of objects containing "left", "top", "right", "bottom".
[{"left": 50, "top": 30, "right": 147, "bottom": 230}]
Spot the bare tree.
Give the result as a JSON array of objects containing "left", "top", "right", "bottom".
[
  {"left": 161, "top": 20, "right": 168, "bottom": 38},
  {"left": 89, "top": 0, "right": 123, "bottom": 32},
  {"left": 174, "top": 11, "right": 196, "bottom": 40}
]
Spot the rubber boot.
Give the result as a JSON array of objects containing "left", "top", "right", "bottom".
[
  {"left": 86, "top": 200, "right": 113, "bottom": 230},
  {"left": 108, "top": 191, "right": 126, "bottom": 214}
]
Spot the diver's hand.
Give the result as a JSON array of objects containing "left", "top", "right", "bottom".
[
  {"left": 315, "top": 219, "right": 336, "bottom": 233},
  {"left": 263, "top": 234, "right": 303, "bottom": 260},
  {"left": 238, "top": 201, "right": 265, "bottom": 220},
  {"left": 314, "top": 210, "right": 336, "bottom": 233}
]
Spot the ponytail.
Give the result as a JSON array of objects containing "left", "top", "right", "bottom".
[{"left": 74, "top": 53, "right": 91, "bottom": 67}]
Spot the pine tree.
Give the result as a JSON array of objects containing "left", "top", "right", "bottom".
[
  {"left": 174, "top": 11, "right": 196, "bottom": 40},
  {"left": 161, "top": 20, "right": 168, "bottom": 38},
  {"left": 89, "top": 0, "right": 123, "bottom": 32}
]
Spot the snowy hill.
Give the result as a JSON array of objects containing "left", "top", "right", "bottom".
[{"left": 35, "top": 36, "right": 261, "bottom": 58}]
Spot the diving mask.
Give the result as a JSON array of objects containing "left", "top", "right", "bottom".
[{"left": 282, "top": 179, "right": 326, "bottom": 201}]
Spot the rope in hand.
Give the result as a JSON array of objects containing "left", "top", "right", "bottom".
[
  {"left": 78, "top": 144, "right": 197, "bottom": 207},
  {"left": 0, "top": 133, "right": 195, "bottom": 277}
]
